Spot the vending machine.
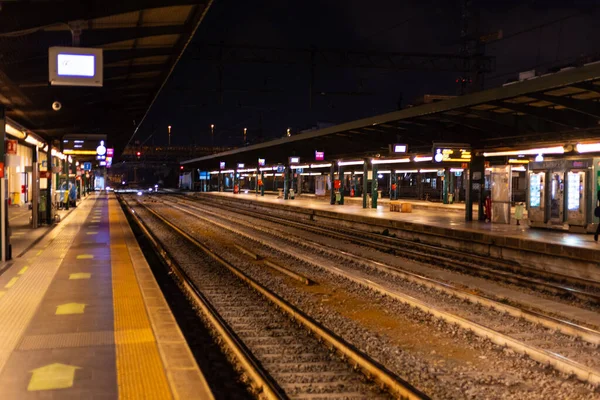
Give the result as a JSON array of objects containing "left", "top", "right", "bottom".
[
  {"left": 528, "top": 171, "right": 545, "bottom": 226},
  {"left": 566, "top": 170, "right": 586, "bottom": 226},
  {"left": 548, "top": 172, "right": 564, "bottom": 224}
]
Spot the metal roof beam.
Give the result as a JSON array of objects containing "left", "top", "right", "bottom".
[
  {"left": 527, "top": 92, "right": 600, "bottom": 119},
  {"left": 491, "top": 101, "right": 591, "bottom": 129}
]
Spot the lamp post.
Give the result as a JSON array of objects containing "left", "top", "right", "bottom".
[
  {"left": 243, "top": 127, "right": 247, "bottom": 145},
  {"left": 210, "top": 124, "right": 215, "bottom": 149},
  {"left": 168, "top": 125, "right": 172, "bottom": 146},
  {"left": 286, "top": 128, "right": 291, "bottom": 137}
]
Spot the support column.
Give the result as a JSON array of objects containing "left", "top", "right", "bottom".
[
  {"left": 362, "top": 159, "right": 368, "bottom": 209},
  {"left": 329, "top": 164, "right": 335, "bottom": 205},
  {"left": 46, "top": 142, "right": 53, "bottom": 226},
  {"left": 449, "top": 172, "right": 455, "bottom": 203},
  {"left": 443, "top": 169, "right": 449, "bottom": 204},
  {"left": 284, "top": 166, "right": 289, "bottom": 200},
  {"left": 339, "top": 165, "right": 344, "bottom": 205},
  {"left": 467, "top": 155, "right": 485, "bottom": 221},
  {"left": 0, "top": 107, "right": 9, "bottom": 261},
  {"left": 371, "top": 164, "right": 378, "bottom": 209},
  {"left": 390, "top": 173, "right": 396, "bottom": 200},
  {"left": 32, "top": 146, "right": 39, "bottom": 229}
]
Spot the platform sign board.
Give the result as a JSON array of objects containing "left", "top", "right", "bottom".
[
  {"left": 315, "top": 151, "right": 324, "bottom": 161},
  {"left": 49, "top": 47, "right": 103, "bottom": 87},
  {"left": 258, "top": 158, "right": 266, "bottom": 167},
  {"left": 219, "top": 161, "right": 225, "bottom": 170},
  {"left": 432, "top": 143, "right": 471, "bottom": 163},
  {"left": 288, "top": 156, "right": 300, "bottom": 164},
  {"left": 83, "top": 162, "right": 92, "bottom": 171},
  {"left": 390, "top": 143, "right": 408, "bottom": 154},
  {"left": 107, "top": 148, "right": 114, "bottom": 157},
  {"left": 105, "top": 157, "right": 113, "bottom": 168},
  {"left": 198, "top": 171, "right": 210, "bottom": 180},
  {"left": 237, "top": 163, "right": 245, "bottom": 169},
  {"left": 276, "top": 165, "right": 285, "bottom": 173}
]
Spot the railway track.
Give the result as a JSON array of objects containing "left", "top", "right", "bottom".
[
  {"left": 154, "top": 195, "right": 600, "bottom": 388},
  {"left": 186, "top": 194, "right": 600, "bottom": 304},
  {"left": 120, "top": 194, "right": 426, "bottom": 400}
]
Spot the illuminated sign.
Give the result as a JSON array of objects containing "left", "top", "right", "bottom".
[
  {"left": 107, "top": 148, "right": 114, "bottom": 157},
  {"left": 237, "top": 163, "right": 245, "bottom": 169},
  {"left": 99, "top": 161, "right": 106, "bottom": 166},
  {"left": 289, "top": 157, "right": 300, "bottom": 164},
  {"left": 315, "top": 151, "right": 324, "bottom": 161},
  {"left": 258, "top": 158, "right": 266, "bottom": 167},
  {"left": 83, "top": 162, "right": 92, "bottom": 171},
  {"left": 276, "top": 165, "right": 285, "bottom": 173},
  {"left": 96, "top": 140, "right": 106, "bottom": 156},
  {"left": 219, "top": 161, "right": 225, "bottom": 170},
  {"left": 432, "top": 144, "right": 471, "bottom": 163},
  {"left": 391, "top": 144, "right": 408, "bottom": 154},
  {"left": 106, "top": 157, "right": 113, "bottom": 169},
  {"left": 49, "top": 47, "right": 103, "bottom": 87}
]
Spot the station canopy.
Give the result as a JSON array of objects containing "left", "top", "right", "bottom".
[
  {"left": 0, "top": 0, "right": 212, "bottom": 155},
  {"left": 183, "top": 61, "right": 600, "bottom": 170}
]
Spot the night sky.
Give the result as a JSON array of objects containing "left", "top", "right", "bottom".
[{"left": 138, "top": 0, "right": 599, "bottom": 148}]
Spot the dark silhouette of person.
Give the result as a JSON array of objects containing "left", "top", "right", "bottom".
[{"left": 595, "top": 190, "right": 600, "bottom": 242}]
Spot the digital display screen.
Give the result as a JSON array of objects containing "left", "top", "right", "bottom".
[
  {"left": 219, "top": 162, "right": 225, "bottom": 170},
  {"left": 258, "top": 158, "right": 266, "bottom": 167},
  {"left": 315, "top": 151, "right": 324, "bottom": 161},
  {"left": 289, "top": 157, "right": 300, "bottom": 164},
  {"left": 393, "top": 144, "right": 407, "bottom": 153},
  {"left": 237, "top": 163, "right": 245, "bottom": 168},
  {"left": 567, "top": 172, "right": 580, "bottom": 211},
  {"left": 58, "top": 54, "right": 95, "bottom": 77},
  {"left": 530, "top": 174, "right": 542, "bottom": 208}
]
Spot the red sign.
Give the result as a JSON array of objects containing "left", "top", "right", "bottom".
[
  {"left": 39, "top": 171, "right": 51, "bottom": 179},
  {"left": 6, "top": 140, "right": 17, "bottom": 155},
  {"left": 0, "top": 162, "right": 5, "bottom": 178},
  {"left": 334, "top": 179, "right": 341, "bottom": 189},
  {"left": 315, "top": 151, "right": 324, "bottom": 161},
  {"left": 107, "top": 148, "right": 114, "bottom": 157}
]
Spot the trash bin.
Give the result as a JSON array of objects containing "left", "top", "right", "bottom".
[{"left": 335, "top": 191, "right": 341, "bottom": 204}]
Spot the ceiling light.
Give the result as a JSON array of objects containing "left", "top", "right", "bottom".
[
  {"left": 371, "top": 158, "right": 410, "bottom": 165},
  {"left": 576, "top": 143, "right": 600, "bottom": 153},
  {"left": 483, "top": 146, "right": 564, "bottom": 157},
  {"left": 338, "top": 160, "right": 364, "bottom": 166}
]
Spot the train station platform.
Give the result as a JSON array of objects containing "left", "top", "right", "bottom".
[
  {"left": 0, "top": 192, "right": 211, "bottom": 399},
  {"left": 197, "top": 192, "right": 600, "bottom": 280}
]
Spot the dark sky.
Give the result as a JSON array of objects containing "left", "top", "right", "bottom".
[{"left": 138, "top": 0, "right": 599, "bottom": 148}]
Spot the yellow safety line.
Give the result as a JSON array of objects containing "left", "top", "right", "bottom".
[{"left": 109, "top": 199, "right": 172, "bottom": 399}]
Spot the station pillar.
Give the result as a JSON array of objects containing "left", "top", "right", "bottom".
[
  {"left": 32, "top": 146, "right": 39, "bottom": 229},
  {"left": 390, "top": 173, "right": 396, "bottom": 200},
  {"left": 466, "top": 155, "right": 485, "bottom": 221},
  {"left": 46, "top": 144, "right": 52, "bottom": 223},
  {"left": 329, "top": 164, "right": 335, "bottom": 205},
  {"left": 339, "top": 165, "right": 344, "bottom": 205},
  {"left": 0, "top": 107, "right": 10, "bottom": 261},
  {"left": 443, "top": 169, "right": 449, "bottom": 204},
  {"left": 371, "top": 164, "right": 378, "bottom": 209},
  {"left": 284, "top": 166, "right": 289, "bottom": 200},
  {"left": 260, "top": 171, "right": 265, "bottom": 196},
  {"left": 362, "top": 159, "right": 368, "bottom": 209}
]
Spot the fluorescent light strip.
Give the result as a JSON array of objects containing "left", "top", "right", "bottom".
[
  {"left": 210, "top": 171, "right": 219, "bottom": 174},
  {"left": 449, "top": 168, "right": 464, "bottom": 172},
  {"left": 5, "top": 124, "right": 26, "bottom": 139},
  {"left": 290, "top": 164, "right": 310, "bottom": 169},
  {"left": 264, "top": 173, "right": 273, "bottom": 177},
  {"left": 221, "top": 169, "right": 234, "bottom": 173},
  {"left": 310, "top": 163, "right": 332, "bottom": 168},
  {"left": 353, "top": 171, "right": 364, "bottom": 175},
  {"left": 483, "top": 146, "right": 564, "bottom": 157},
  {"left": 371, "top": 158, "right": 410, "bottom": 165},
  {"left": 338, "top": 160, "right": 364, "bottom": 166},
  {"left": 413, "top": 156, "right": 433, "bottom": 162},
  {"left": 310, "top": 172, "right": 322, "bottom": 176},
  {"left": 395, "top": 169, "right": 419, "bottom": 173},
  {"left": 260, "top": 167, "right": 275, "bottom": 171},
  {"left": 419, "top": 169, "right": 442, "bottom": 173},
  {"left": 512, "top": 166, "right": 526, "bottom": 172},
  {"left": 377, "top": 170, "right": 391, "bottom": 174},
  {"left": 576, "top": 143, "right": 600, "bottom": 153}
]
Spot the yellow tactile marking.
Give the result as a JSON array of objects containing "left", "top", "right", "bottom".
[
  {"left": 28, "top": 363, "right": 81, "bottom": 391},
  {"left": 69, "top": 273, "right": 91, "bottom": 280},
  {"left": 109, "top": 199, "right": 172, "bottom": 399},
  {"left": 76, "top": 254, "right": 94, "bottom": 260},
  {"left": 55, "top": 303, "right": 86, "bottom": 315},
  {"left": 5, "top": 277, "right": 18, "bottom": 288},
  {"left": 18, "top": 267, "right": 28, "bottom": 275},
  {"left": 86, "top": 232, "right": 98, "bottom": 235},
  {"left": 0, "top": 291, "right": 5, "bottom": 298}
]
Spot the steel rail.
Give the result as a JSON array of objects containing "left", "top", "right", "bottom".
[
  {"left": 119, "top": 196, "right": 286, "bottom": 400},
  {"left": 130, "top": 197, "right": 429, "bottom": 400},
  {"left": 165, "top": 198, "right": 600, "bottom": 386},
  {"left": 186, "top": 195, "right": 600, "bottom": 302}
]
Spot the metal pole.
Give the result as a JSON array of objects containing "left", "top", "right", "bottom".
[
  {"left": 362, "top": 159, "right": 368, "bottom": 209},
  {"left": 329, "top": 164, "right": 335, "bottom": 205},
  {"left": 284, "top": 166, "right": 289, "bottom": 200},
  {"left": 0, "top": 107, "right": 9, "bottom": 261},
  {"left": 32, "top": 146, "right": 38, "bottom": 229},
  {"left": 371, "top": 164, "right": 378, "bottom": 209},
  {"left": 339, "top": 165, "right": 344, "bottom": 205},
  {"left": 46, "top": 142, "right": 53, "bottom": 225}
]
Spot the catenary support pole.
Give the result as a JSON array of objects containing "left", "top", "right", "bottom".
[
  {"left": 339, "top": 165, "right": 344, "bottom": 205},
  {"left": 330, "top": 164, "right": 335, "bottom": 205},
  {"left": 371, "top": 164, "right": 378, "bottom": 209},
  {"left": 362, "top": 159, "right": 368, "bottom": 209}
]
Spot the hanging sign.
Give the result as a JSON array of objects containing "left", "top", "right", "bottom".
[
  {"left": 288, "top": 156, "right": 300, "bottom": 164},
  {"left": 315, "top": 151, "right": 324, "bottom": 161},
  {"left": 390, "top": 143, "right": 408, "bottom": 154},
  {"left": 258, "top": 158, "right": 266, "bottom": 167},
  {"left": 432, "top": 143, "right": 471, "bottom": 163},
  {"left": 219, "top": 161, "right": 225, "bottom": 170}
]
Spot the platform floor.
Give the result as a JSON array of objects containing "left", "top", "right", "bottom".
[
  {"left": 204, "top": 191, "right": 599, "bottom": 251},
  {"left": 0, "top": 192, "right": 211, "bottom": 399}
]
